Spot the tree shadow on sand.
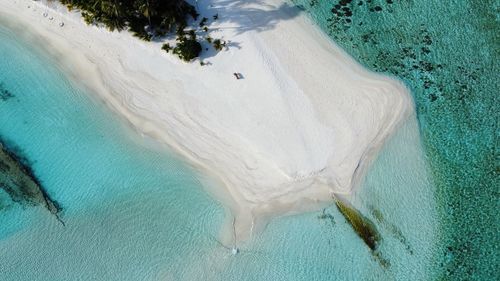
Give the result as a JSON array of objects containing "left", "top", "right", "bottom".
[
  {"left": 203, "top": 0, "right": 303, "bottom": 35},
  {"left": 195, "top": 0, "right": 303, "bottom": 60}
]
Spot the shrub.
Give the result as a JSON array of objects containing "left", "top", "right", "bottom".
[
  {"left": 188, "top": 30, "right": 196, "bottom": 39},
  {"left": 213, "top": 39, "right": 223, "bottom": 51},
  {"left": 162, "top": 43, "right": 172, "bottom": 53},
  {"left": 129, "top": 18, "right": 152, "bottom": 41},
  {"left": 173, "top": 37, "right": 202, "bottom": 61},
  {"left": 59, "top": 0, "right": 205, "bottom": 61}
]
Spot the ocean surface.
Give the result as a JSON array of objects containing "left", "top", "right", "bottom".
[
  {"left": 0, "top": 1, "right": 489, "bottom": 279},
  {"left": 291, "top": 0, "right": 499, "bottom": 279}
]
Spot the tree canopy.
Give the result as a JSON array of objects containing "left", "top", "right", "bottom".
[{"left": 59, "top": 0, "right": 202, "bottom": 60}]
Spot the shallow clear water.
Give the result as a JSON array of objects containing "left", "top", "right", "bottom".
[
  {"left": 1, "top": 11, "right": 439, "bottom": 281},
  {"left": 291, "top": 0, "right": 499, "bottom": 279},
  {"left": 216, "top": 118, "right": 438, "bottom": 281},
  {"left": 0, "top": 24, "right": 226, "bottom": 280}
]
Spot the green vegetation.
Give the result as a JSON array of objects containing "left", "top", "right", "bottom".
[
  {"left": 58, "top": 0, "right": 204, "bottom": 61},
  {"left": 173, "top": 33, "right": 202, "bottom": 61},
  {"left": 212, "top": 39, "right": 224, "bottom": 51},
  {"left": 161, "top": 43, "right": 171, "bottom": 53}
]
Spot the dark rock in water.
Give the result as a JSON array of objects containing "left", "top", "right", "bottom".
[
  {"left": 334, "top": 197, "right": 381, "bottom": 251},
  {"left": 369, "top": 205, "right": 414, "bottom": 255},
  {"left": 318, "top": 208, "right": 336, "bottom": 227},
  {"left": 0, "top": 139, "right": 63, "bottom": 225},
  {"left": 0, "top": 82, "right": 14, "bottom": 101},
  {"left": 335, "top": 198, "right": 389, "bottom": 268}
]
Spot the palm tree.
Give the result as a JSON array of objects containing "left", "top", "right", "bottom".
[
  {"left": 99, "top": 0, "right": 126, "bottom": 30},
  {"left": 136, "top": 0, "right": 153, "bottom": 27}
]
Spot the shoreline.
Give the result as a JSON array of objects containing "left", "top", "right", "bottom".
[{"left": 0, "top": 0, "right": 413, "bottom": 242}]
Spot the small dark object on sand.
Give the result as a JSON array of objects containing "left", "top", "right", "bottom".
[{"left": 233, "top": 73, "right": 243, "bottom": 79}]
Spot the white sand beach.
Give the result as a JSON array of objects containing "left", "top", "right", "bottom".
[{"left": 0, "top": 0, "right": 412, "bottom": 242}]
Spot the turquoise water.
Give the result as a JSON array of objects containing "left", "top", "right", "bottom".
[
  {"left": 0, "top": 24, "right": 226, "bottom": 280},
  {"left": 1, "top": 10, "right": 439, "bottom": 281},
  {"left": 291, "top": 0, "right": 499, "bottom": 279}
]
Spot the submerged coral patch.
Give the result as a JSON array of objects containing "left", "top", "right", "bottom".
[
  {"left": 0, "top": 82, "right": 14, "bottom": 101},
  {"left": 0, "top": 137, "right": 63, "bottom": 224}
]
